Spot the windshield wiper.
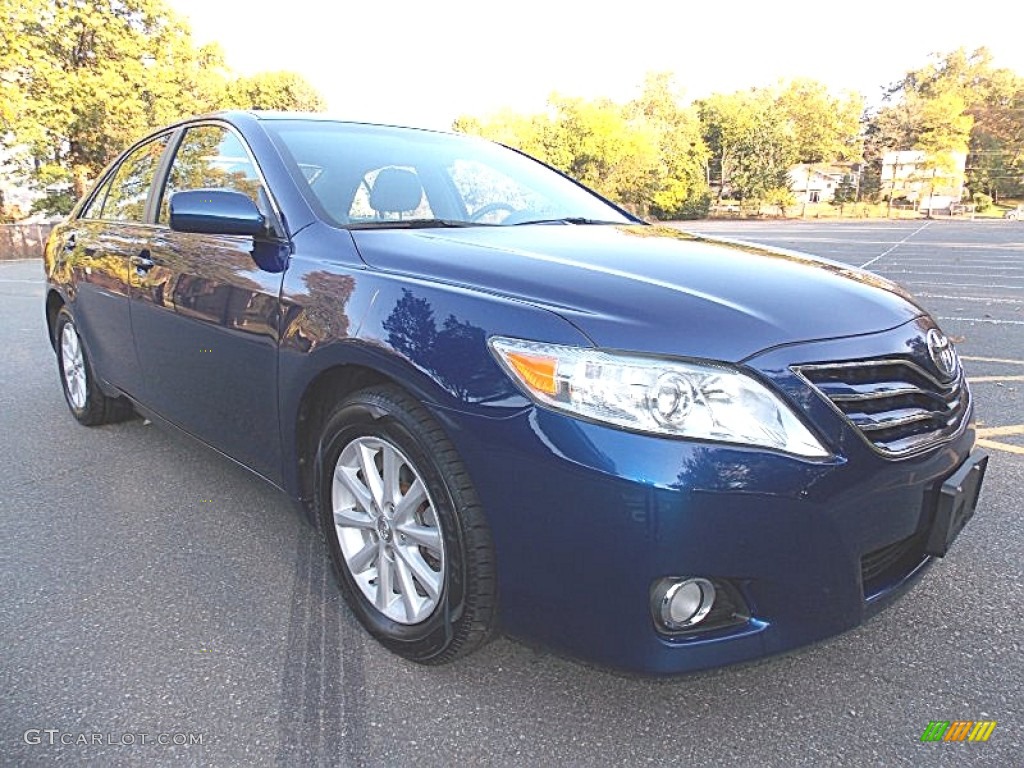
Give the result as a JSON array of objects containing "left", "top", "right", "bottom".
[
  {"left": 347, "top": 218, "right": 483, "bottom": 230},
  {"left": 512, "top": 217, "right": 624, "bottom": 226}
]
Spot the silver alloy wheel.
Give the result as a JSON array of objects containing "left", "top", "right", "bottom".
[
  {"left": 61, "top": 322, "right": 87, "bottom": 410},
  {"left": 331, "top": 436, "right": 446, "bottom": 624}
]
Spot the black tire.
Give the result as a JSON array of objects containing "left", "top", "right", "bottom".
[
  {"left": 54, "top": 307, "right": 134, "bottom": 426},
  {"left": 315, "top": 385, "right": 498, "bottom": 664}
]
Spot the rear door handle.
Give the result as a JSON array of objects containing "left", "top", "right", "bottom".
[{"left": 131, "top": 250, "right": 155, "bottom": 273}]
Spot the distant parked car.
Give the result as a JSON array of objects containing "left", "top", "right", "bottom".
[
  {"left": 1005, "top": 206, "right": 1023, "bottom": 220},
  {"left": 44, "top": 112, "right": 987, "bottom": 674}
]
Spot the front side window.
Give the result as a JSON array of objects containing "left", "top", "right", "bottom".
[
  {"left": 158, "top": 125, "right": 264, "bottom": 224},
  {"left": 99, "top": 135, "right": 170, "bottom": 223}
]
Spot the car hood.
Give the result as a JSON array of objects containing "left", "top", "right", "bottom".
[{"left": 351, "top": 224, "right": 924, "bottom": 362}]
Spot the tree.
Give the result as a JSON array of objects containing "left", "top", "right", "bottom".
[
  {"left": 0, "top": 0, "right": 325, "bottom": 215},
  {"left": 776, "top": 79, "right": 863, "bottom": 163},
  {"left": 883, "top": 48, "right": 1023, "bottom": 201},
  {"left": 861, "top": 99, "right": 922, "bottom": 203},
  {"left": 225, "top": 71, "right": 326, "bottom": 112},
  {"left": 910, "top": 91, "right": 972, "bottom": 216},
  {"left": 698, "top": 88, "right": 796, "bottom": 212},
  {"left": 830, "top": 174, "right": 857, "bottom": 214},
  {"left": 1, "top": 0, "right": 223, "bottom": 212},
  {"left": 540, "top": 94, "right": 663, "bottom": 209},
  {"left": 625, "top": 72, "right": 710, "bottom": 218},
  {"left": 454, "top": 75, "right": 712, "bottom": 218}
]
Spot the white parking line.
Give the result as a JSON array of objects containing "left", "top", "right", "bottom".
[
  {"left": 962, "top": 355, "right": 1024, "bottom": 365},
  {"left": 917, "top": 294, "right": 1023, "bottom": 303},
  {"left": 938, "top": 316, "right": 1024, "bottom": 325},
  {"left": 869, "top": 242, "right": 1024, "bottom": 251},
  {"left": 878, "top": 266, "right": 1024, "bottom": 274},
  {"left": 859, "top": 221, "right": 932, "bottom": 269},
  {"left": 880, "top": 256, "right": 1024, "bottom": 262},
  {"left": 902, "top": 281, "right": 1024, "bottom": 291},
  {"left": 883, "top": 262, "right": 1024, "bottom": 268}
]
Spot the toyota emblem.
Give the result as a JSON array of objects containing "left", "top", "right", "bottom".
[{"left": 926, "top": 328, "right": 959, "bottom": 381}]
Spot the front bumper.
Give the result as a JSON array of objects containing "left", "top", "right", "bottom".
[{"left": 430, "top": 322, "right": 979, "bottom": 675}]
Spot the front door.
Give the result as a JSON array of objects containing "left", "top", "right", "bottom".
[{"left": 129, "top": 123, "right": 286, "bottom": 483}]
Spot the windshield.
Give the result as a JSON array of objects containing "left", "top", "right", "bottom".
[{"left": 262, "top": 120, "right": 634, "bottom": 229}]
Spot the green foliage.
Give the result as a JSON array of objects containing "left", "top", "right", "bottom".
[
  {"left": 776, "top": 79, "right": 863, "bottom": 163},
  {"left": 883, "top": 47, "right": 1024, "bottom": 201},
  {"left": 0, "top": 0, "right": 325, "bottom": 215},
  {"left": 30, "top": 190, "right": 76, "bottom": 216},
  {"left": 972, "top": 191, "right": 993, "bottom": 212},
  {"left": 6, "top": 14, "right": 1022, "bottom": 224},
  {"left": 698, "top": 88, "right": 797, "bottom": 210},
  {"left": 765, "top": 186, "right": 796, "bottom": 217},
  {"left": 225, "top": 71, "right": 326, "bottom": 112},
  {"left": 626, "top": 72, "right": 710, "bottom": 218},
  {"left": 830, "top": 175, "right": 857, "bottom": 207},
  {"left": 454, "top": 73, "right": 711, "bottom": 218}
]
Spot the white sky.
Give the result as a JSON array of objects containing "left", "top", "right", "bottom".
[{"left": 168, "top": 0, "right": 1024, "bottom": 130}]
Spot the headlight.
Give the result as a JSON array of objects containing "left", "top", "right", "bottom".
[{"left": 489, "top": 337, "right": 829, "bottom": 458}]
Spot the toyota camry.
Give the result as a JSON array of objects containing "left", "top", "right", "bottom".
[{"left": 44, "top": 113, "right": 987, "bottom": 674}]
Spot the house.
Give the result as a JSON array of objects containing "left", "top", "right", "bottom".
[
  {"left": 880, "top": 150, "right": 967, "bottom": 209},
  {"left": 789, "top": 163, "right": 861, "bottom": 204}
]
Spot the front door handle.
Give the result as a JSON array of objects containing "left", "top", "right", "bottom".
[
  {"left": 131, "top": 250, "right": 155, "bottom": 273},
  {"left": 63, "top": 235, "right": 76, "bottom": 252}
]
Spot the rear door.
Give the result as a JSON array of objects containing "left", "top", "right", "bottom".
[
  {"left": 129, "top": 123, "right": 287, "bottom": 483},
  {"left": 61, "top": 134, "right": 171, "bottom": 399}
]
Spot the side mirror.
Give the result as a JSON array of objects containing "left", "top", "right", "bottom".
[{"left": 169, "top": 189, "right": 265, "bottom": 237}]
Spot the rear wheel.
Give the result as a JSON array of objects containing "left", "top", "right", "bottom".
[
  {"left": 55, "top": 307, "right": 133, "bottom": 425},
  {"left": 316, "top": 385, "right": 498, "bottom": 663}
]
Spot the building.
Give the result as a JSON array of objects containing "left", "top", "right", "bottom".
[
  {"left": 788, "top": 163, "right": 861, "bottom": 204},
  {"left": 880, "top": 150, "right": 967, "bottom": 211}
]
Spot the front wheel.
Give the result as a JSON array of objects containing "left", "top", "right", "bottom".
[
  {"left": 54, "top": 307, "right": 133, "bottom": 425},
  {"left": 316, "top": 385, "right": 498, "bottom": 663}
]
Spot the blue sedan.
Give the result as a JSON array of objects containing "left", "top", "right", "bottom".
[{"left": 44, "top": 112, "right": 987, "bottom": 674}]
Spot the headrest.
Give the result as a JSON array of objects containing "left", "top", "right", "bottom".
[{"left": 369, "top": 167, "right": 423, "bottom": 214}]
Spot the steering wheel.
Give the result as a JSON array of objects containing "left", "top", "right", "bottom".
[{"left": 469, "top": 202, "right": 517, "bottom": 223}]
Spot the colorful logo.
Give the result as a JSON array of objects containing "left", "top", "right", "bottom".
[{"left": 920, "top": 721, "right": 996, "bottom": 742}]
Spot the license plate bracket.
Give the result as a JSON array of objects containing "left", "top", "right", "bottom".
[{"left": 924, "top": 450, "right": 988, "bottom": 557}]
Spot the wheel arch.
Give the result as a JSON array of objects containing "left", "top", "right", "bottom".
[
  {"left": 45, "top": 289, "right": 66, "bottom": 349},
  {"left": 294, "top": 363, "right": 391, "bottom": 512}
]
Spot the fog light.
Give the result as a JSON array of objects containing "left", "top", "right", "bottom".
[{"left": 653, "top": 577, "right": 716, "bottom": 631}]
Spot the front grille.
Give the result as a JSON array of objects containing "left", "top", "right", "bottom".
[
  {"left": 861, "top": 531, "right": 927, "bottom": 596},
  {"left": 796, "top": 358, "right": 968, "bottom": 457}
]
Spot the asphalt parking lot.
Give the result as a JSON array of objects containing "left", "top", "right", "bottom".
[{"left": 2, "top": 220, "right": 1022, "bottom": 766}]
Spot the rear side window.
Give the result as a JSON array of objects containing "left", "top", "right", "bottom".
[
  {"left": 80, "top": 174, "right": 115, "bottom": 220},
  {"left": 99, "top": 135, "right": 170, "bottom": 223},
  {"left": 158, "top": 125, "right": 264, "bottom": 224}
]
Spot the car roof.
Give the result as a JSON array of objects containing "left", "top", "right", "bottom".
[{"left": 191, "top": 110, "right": 461, "bottom": 138}]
